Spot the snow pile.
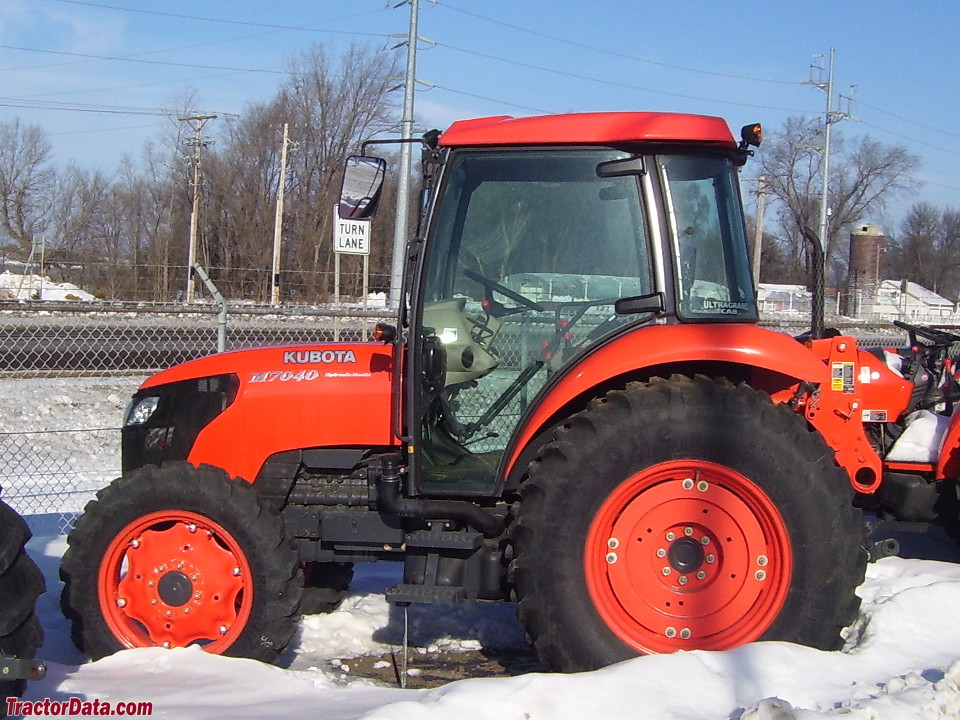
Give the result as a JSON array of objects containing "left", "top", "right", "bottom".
[
  {"left": 23, "top": 539, "right": 960, "bottom": 720},
  {"left": 0, "top": 270, "right": 96, "bottom": 301}
]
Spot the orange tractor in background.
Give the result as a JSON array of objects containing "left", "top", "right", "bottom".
[{"left": 61, "top": 112, "right": 959, "bottom": 672}]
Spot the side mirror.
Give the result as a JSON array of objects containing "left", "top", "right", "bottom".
[{"left": 339, "top": 156, "right": 386, "bottom": 220}]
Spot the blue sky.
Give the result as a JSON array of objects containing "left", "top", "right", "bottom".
[{"left": 2, "top": 1, "right": 959, "bottom": 230}]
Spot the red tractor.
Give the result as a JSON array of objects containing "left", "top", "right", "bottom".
[{"left": 60, "top": 112, "right": 959, "bottom": 672}]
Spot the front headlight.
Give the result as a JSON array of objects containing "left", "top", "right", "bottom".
[{"left": 124, "top": 396, "right": 159, "bottom": 427}]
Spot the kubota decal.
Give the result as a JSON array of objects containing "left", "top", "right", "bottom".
[{"left": 283, "top": 350, "right": 357, "bottom": 364}]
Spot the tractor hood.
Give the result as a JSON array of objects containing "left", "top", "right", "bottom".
[{"left": 131, "top": 343, "right": 396, "bottom": 481}]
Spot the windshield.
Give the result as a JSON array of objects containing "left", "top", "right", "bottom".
[
  {"left": 426, "top": 148, "right": 651, "bottom": 312},
  {"left": 659, "top": 154, "right": 757, "bottom": 321}
]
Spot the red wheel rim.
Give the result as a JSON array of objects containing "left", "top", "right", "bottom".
[
  {"left": 98, "top": 510, "right": 253, "bottom": 653},
  {"left": 585, "top": 460, "right": 792, "bottom": 653}
]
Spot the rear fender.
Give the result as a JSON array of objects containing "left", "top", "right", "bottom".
[
  {"left": 505, "top": 325, "right": 883, "bottom": 494},
  {"left": 936, "top": 412, "right": 960, "bottom": 479}
]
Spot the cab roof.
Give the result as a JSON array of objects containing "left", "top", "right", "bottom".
[{"left": 438, "top": 112, "right": 737, "bottom": 149}]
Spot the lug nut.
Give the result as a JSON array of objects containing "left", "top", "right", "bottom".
[
  {"left": 665, "top": 627, "right": 677, "bottom": 638},
  {"left": 656, "top": 548, "right": 666, "bottom": 558},
  {"left": 232, "top": 567, "right": 242, "bottom": 577},
  {"left": 186, "top": 523, "right": 197, "bottom": 533},
  {"left": 683, "top": 527, "right": 694, "bottom": 536},
  {"left": 661, "top": 566, "right": 671, "bottom": 576},
  {"left": 696, "top": 570, "right": 707, "bottom": 580},
  {"left": 680, "top": 628, "right": 692, "bottom": 640},
  {"left": 665, "top": 531, "right": 676, "bottom": 541},
  {"left": 757, "top": 555, "right": 768, "bottom": 567},
  {"left": 606, "top": 552, "right": 618, "bottom": 564},
  {"left": 678, "top": 575, "right": 688, "bottom": 585},
  {"left": 607, "top": 537, "right": 620, "bottom": 549},
  {"left": 701, "top": 536, "right": 710, "bottom": 545},
  {"left": 755, "top": 570, "right": 767, "bottom": 581},
  {"left": 706, "top": 554, "right": 716, "bottom": 564},
  {"left": 116, "top": 598, "right": 127, "bottom": 608},
  {"left": 681, "top": 478, "right": 694, "bottom": 490},
  {"left": 129, "top": 539, "right": 140, "bottom": 549},
  {"left": 697, "top": 480, "right": 709, "bottom": 492}
]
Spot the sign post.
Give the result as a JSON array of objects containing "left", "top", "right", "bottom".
[{"left": 333, "top": 212, "right": 372, "bottom": 340}]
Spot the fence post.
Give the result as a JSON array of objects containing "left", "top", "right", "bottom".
[{"left": 193, "top": 265, "right": 228, "bottom": 352}]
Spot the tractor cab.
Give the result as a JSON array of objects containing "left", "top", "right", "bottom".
[{"left": 343, "top": 114, "right": 760, "bottom": 497}]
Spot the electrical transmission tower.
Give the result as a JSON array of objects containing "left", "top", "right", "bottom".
[{"left": 803, "top": 48, "right": 856, "bottom": 252}]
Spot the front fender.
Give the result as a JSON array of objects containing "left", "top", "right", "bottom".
[{"left": 505, "top": 323, "right": 828, "bottom": 476}]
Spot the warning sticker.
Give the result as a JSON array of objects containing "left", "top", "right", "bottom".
[
  {"left": 861, "top": 409, "right": 889, "bottom": 422},
  {"left": 831, "top": 361, "right": 855, "bottom": 393}
]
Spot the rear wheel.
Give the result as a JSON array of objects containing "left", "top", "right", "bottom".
[
  {"left": 0, "top": 497, "right": 45, "bottom": 701},
  {"left": 60, "top": 463, "right": 302, "bottom": 663},
  {"left": 511, "top": 375, "right": 865, "bottom": 672}
]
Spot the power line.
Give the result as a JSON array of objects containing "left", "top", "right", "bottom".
[
  {"left": 435, "top": 0, "right": 799, "bottom": 86},
  {"left": 0, "top": 98, "right": 173, "bottom": 116},
  {"left": 433, "top": 41, "right": 810, "bottom": 114},
  {"left": 47, "top": 0, "right": 387, "bottom": 37},
  {"left": 0, "top": 43, "right": 289, "bottom": 75}
]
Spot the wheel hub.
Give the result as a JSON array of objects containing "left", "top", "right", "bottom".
[
  {"left": 667, "top": 537, "right": 704, "bottom": 574},
  {"left": 157, "top": 570, "right": 193, "bottom": 607},
  {"left": 585, "top": 461, "right": 792, "bottom": 654}
]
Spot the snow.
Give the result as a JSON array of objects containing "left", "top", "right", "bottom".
[
  {"left": 6, "top": 376, "right": 960, "bottom": 719},
  {"left": 0, "top": 271, "right": 97, "bottom": 302}
]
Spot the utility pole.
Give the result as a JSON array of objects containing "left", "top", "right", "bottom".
[
  {"left": 804, "top": 49, "right": 853, "bottom": 253},
  {"left": 388, "top": 0, "right": 434, "bottom": 309},
  {"left": 751, "top": 176, "right": 766, "bottom": 288},
  {"left": 179, "top": 114, "right": 217, "bottom": 303},
  {"left": 271, "top": 122, "right": 291, "bottom": 306}
]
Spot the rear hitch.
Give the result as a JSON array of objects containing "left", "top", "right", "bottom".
[
  {"left": 867, "top": 537, "right": 901, "bottom": 561},
  {"left": 0, "top": 657, "right": 46, "bottom": 682}
]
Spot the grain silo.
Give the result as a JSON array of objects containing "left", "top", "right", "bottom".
[{"left": 843, "top": 223, "right": 885, "bottom": 318}]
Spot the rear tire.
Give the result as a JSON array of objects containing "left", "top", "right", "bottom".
[
  {"left": 511, "top": 375, "right": 865, "bottom": 672},
  {"left": 0, "top": 498, "right": 45, "bottom": 702},
  {"left": 60, "top": 463, "right": 302, "bottom": 664}
]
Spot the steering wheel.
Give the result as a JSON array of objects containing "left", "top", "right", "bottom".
[
  {"left": 463, "top": 268, "right": 545, "bottom": 312},
  {"left": 894, "top": 320, "right": 960, "bottom": 347}
]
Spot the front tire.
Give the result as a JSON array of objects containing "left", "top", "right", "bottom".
[
  {"left": 60, "top": 463, "right": 302, "bottom": 664},
  {"left": 511, "top": 376, "right": 865, "bottom": 672},
  {"left": 0, "top": 498, "right": 45, "bottom": 702}
]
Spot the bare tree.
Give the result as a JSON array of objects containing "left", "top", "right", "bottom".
[
  {"left": 278, "top": 42, "right": 399, "bottom": 299},
  {"left": 0, "top": 118, "right": 56, "bottom": 255},
  {"left": 758, "top": 116, "right": 920, "bottom": 286},
  {"left": 886, "top": 202, "right": 960, "bottom": 300}
]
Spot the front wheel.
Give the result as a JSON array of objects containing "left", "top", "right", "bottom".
[
  {"left": 60, "top": 463, "right": 302, "bottom": 663},
  {"left": 511, "top": 375, "right": 865, "bottom": 672}
]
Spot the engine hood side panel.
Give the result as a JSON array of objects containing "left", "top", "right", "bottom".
[{"left": 143, "top": 344, "right": 396, "bottom": 481}]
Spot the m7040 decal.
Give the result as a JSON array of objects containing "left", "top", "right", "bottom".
[{"left": 250, "top": 370, "right": 320, "bottom": 383}]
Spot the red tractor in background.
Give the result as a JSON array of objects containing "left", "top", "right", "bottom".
[{"left": 60, "top": 112, "right": 960, "bottom": 672}]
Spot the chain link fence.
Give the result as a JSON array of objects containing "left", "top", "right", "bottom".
[
  {"left": 0, "top": 301, "right": 394, "bottom": 533},
  {"left": 0, "top": 301, "right": 929, "bottom": 535}
]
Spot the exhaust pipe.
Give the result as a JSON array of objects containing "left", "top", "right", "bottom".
[{"left": 376, "top": 454, "right": 505, "bottom": 538}]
